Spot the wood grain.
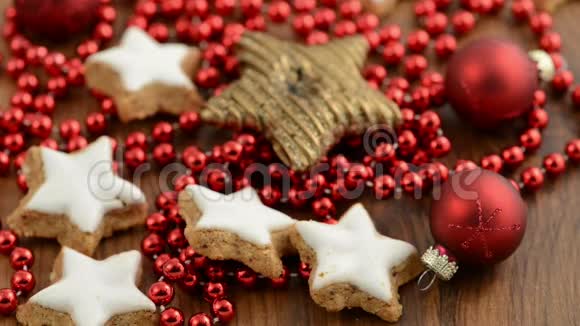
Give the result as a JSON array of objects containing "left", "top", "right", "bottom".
[{"left": 1, "top": 1, "right": 579, "bottom": 325}]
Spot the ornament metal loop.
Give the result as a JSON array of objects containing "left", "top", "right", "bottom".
[{"left": 417, "top": 270, "right": 437, "bottom": 291}]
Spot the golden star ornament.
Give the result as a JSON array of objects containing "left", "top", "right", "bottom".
[{"left": 201, "top": 32, "right": 401, "bottom": 171}]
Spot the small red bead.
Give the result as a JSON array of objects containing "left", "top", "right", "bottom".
[
  {"left": 298, "top": 262, "right": 311, "bottom": 279},
  {"left": 153, "top": 143, "right": 176, "bottom": 166},
  {"left": 203, "top": 282, "right": 226, "bottom": 302},
  {"left": 212, "top": 298, "right": 235, "bottom": 323},
  {"left": 414, "top": 0, "right": 436, "bottom": 17},
  {"left": 373, "top": 175, "right": 395, "bottom": 199},
  {"left": 126, "top": 131, "right": 148, "bottom": 149},
  {"left": 152, "top": 122, "right": 174, "bottom": 143},
  {"left": 407, "top": 30, "right": 430, "bottom": 53},
  {"left": 3, "top": 133, "right": 25, "bottom": 153},
  {"left": 543, "top": 153, "right": 566, "bottom": 176},
  {"left": 270, "top": 266, "right": 290, "bottom": 288},
  {"left": 189, "top": 313, "right": 213, "bottom": 326},
  {"left": 59, "top": 119, "right": 82, "bottom": 140},
  {"left": 148, "top": 281, "right": 174, "bottom": 306},
  {"left": 0, "top": 231, "right": 18, "bottom": 255},
  {"left": 521, "top": 167, "right": 544, "bottom": 191},
  {"left": 312, "top": 197, "right": 336, "bottom": 218},
  {"left": 382, "top": 41, "right": 405, "bottom": 65},
  {"left": 11, "top": 270, "right": 35, "bottom": 294},
  {"left": 410, "top": 86, "right": 431, "bottom": 110},
  {"left": 182, "top": 146, "right": 207, "bottom": 173},
  {"left": 154, "top": 254, "right": 172, "bottom": 276},
  {"left": 141, "top": 233, "right": 166, "bottom": 257},
  {"left": 0, "top": 153, "right": 10, "bottom": 175},
  {"left": 379, "top": 24, "right": 401, "bottom": 44},
  {"left": 397, "top": 130, "right": 418, "bottom": 156},
  {"left": 195, "top": 67, "right": 221, "bottom": 88},
  {"left": 167, "top": 228, "right": 187, "bottom": 250},
  {"left": 148, "top": 23, "right": 170, "bottom": 42},
  {"left": 404, "top": 55, "right": 428, "bottom": 79},
  {"left": 236, "top": 267, "right": 258, "bottom": 288},
  {"left": 552, "top": 70, "right": 574, "bottom": 92},
  {"left": 93, "top": 22, "right": 114, "bottom": 42},
  {"left": 502, "top": 146, "right": 525, "bottom": 169},
  {"left": 10, "top": 247, "right": 34, "bottom": 270},
  {"left": 565, "top": 139, "right": 580, "bottom": 163},
  {"left": 0, "top": 289, "right": 17, "bottom": 316},
  {"left": 401, "top": 172, "right": 423, "bottom": 195},
  {"left": 17, "top": 174, "right": 28, "bottom": 192},
  {"left": 424, "top": 12, "right": 448, "bottom": 36},
  {"left": 186, "top": 0, "right": 209, "bottom": 18},
  {"left": 85, "top": 112, "right": 107, "bottom": 135},
  {"left": 67, "top": 136, "right": 88, "bottom": 152},
  {"left": 571, "top": 86, "right": 580, "bottom": 107},
  {"left": 511, "top": 0, "right": 535, "bottom": 21},
  {"left": 174, "top": 174, "right": 196, "bottom": 192},
  {"left": 540, "top": 32, "right": 561, "bottom": 52},
  {"left": 528, "top": 108, "right": 549, "bottom": 129},
  {"left": 17, "top": 73, "right": 39, "bottom": 92},
  {"left": 268, "top": 1, "right": 291, "bottom": 23},
  {"left": 480, "top": 154, "right": 503, "bottom": 173},
  {"left": 259, "top": 185, "right": 282, "bottom": 206},
  {"left": 530, "top": 12, "right": 553, "bottom": 34},
  {"left": 519, "top": 128, "right": 542, "bottom": 151},
  {"left": 146, "top": 213, "right": 170, "bottom": 233},
  {"left": 454, "top": 159, "right": 478, "bottom": 172},
  {"left": 160, "top": 307, "right": 185, "bottom": 326},
  {"left": 452, "top": 10, "right": 475, "bottom": 34},
  {"left": 163, "top": 258, "right": 186, "bottom": 281},
  {"left": 241, "top": 0, "right": 263, "bottom": 17}
]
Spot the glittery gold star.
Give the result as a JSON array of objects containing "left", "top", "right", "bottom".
[{"left": 201, "top": 32, "right": 401, "bottom": 171}]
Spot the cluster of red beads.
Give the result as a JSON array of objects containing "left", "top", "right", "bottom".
[
  {"left": 0, "top": 225, "right": 35, "bottom": 316},
  {"left": 0, "top": 0, "right": 118, "bottom": 181}
]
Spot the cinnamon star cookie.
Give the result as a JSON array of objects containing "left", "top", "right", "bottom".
[
  {"left": 86, "top": 27, "right": 203, "bottom": 122},
  {"left": 290, "top": 204, "right": 423, "bottom": 322},
  {"left": 6, "top": 136, "right": 147, "bottom": 256},
  {"left": 16, "top": 247, "right": 157, "bottom": 326},
  {"left": 179, "top": 185, "right": 296, "bottom": 278}
]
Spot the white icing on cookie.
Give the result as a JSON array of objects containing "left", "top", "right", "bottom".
[
  {"left": 25, "top": 136, "right": 145, "bottom": 232},
  {"left": 87, "top": 27, "right": 195, "bottom": 92},
  {"left": 185, "top": 185, "right": 296, "bottom": 246},
  {"left": 295, "top": 203, "right": 417, "bottom": 301},
  {"left": 30, "top": 248, "right": 155, "bottom": 326}
]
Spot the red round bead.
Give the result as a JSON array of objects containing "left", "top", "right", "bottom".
[
  {"left": 424, "top": 12, "right": 448, "bottom": 36},
  {"left": 160, "top": 307, "right": 185, "bottom": 326},
  {"left": 124, "top": 147, "right": 147, "bottom": 170},
  {"left": 543, "top": 153, "right": 566, "bottom": 176},
  {"left": 163, "top": 258, "right": 186, "bottom": 281},
  {"left": 528, "top": 108, "right": 549, "bottom": 129},
  {"left": 298, "top": 262, "right": 311, "bottom": 279},
  {"left": 0, "top": 153, "right": 11, "bottom": 175},
  {"left": 67, "top": 136, "right": 88, "bottom": 152},
  {"left": 236, "top": 267, "right": 258, "bottom": 288},
  {"left": 10, "top": 247, "right": 34, "bottom": 270},
  {"left": 0, "top": 231, "right": 18, "bottom": 255},
  {"left": 141, "top": 233, "right": 166, "bottom": 257},
  {"left": 520, "top": 167, "right": 544, "bottom": 191},
  {"left": 11, "top": 270, "right": 35, "bottom": 294},
  {"left": 382, "top": 41, "right": 405, "bottom": 65},
  {"left": 452, "top": 10, "right": 475, "bottom": 34},
  {"left": 480, "top": 154, "right": 504, "bottom": 173},
  {"left": 148, "top": 281, "right": 174, "bottom": 306},
  {"left": 407, "top": 30, "right": 430, "bottom": 53},
  {"left": 179, "top": 112, "right": 201, "bottom": 132},
  {"left": 212, "top": 298, "right": 235, "bottom": 323},
  {"left": 203, "top": 282, "right": 226, "bottom": 302},
  {"left": 182, "top": 147, "right": 207, "bottom": 173},
  {"left": 189, "top": 313, "right": 213, "bottom": 326},
  {"left": 270, "top": 266, "right": 290, "bottom": 289},
  {"left": 435, "top": 34, "right": 457, "bottom": 58},
  {"left": 259, "top": 185, "right": 282, "bottom": 206},
  {"left": 3, "top": 133, "right": 25, "bottom": 153},
  {"left": 312, "top": 197, "right": 336, "bottom": 218},
  {"left": 519, "top": 128, "right": 542, "bottom": 152},
  {"left": 373, "top": 175, "right": 396, "bottom": 199},
  {"left": 126, "top": 132, "right": 148, "bottom": 149},
  {"left": 0, "top": 289, "right": 17, "bottom": 316},
  {"left": 501, "top": 146, "right": 525, "bottom": 169},
  {"left": 154, "top": 254, "right": 172, "bottom": 276},
  {"left": 565, "top": 139, "right": 580, "bottom": 163},
  {"left": 401, "top": 171, "right": 423, "bottom": 195},
  {"left": 85, "top": 112, "right": 107, "bottom": 135},
  {"left": 268, "top": 0, "right": 291, "bottom": 23},
  {"left": 552, "top": 70, "right": 574, "bottom": 92},
  {"left": 404, "top": 55, "right": 428, "bottom": 79},
  {"left": 153, "top": 143, "right": 176, "bottom": 166},
  {"left": 152, "top": 122, "right": 174, "bottom": 143}
]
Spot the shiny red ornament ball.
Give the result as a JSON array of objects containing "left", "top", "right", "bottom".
[
  {"left": 14, "top": 0, "right": 100, "bottom": 40},
  {"left": 445, "top": 39, "right": 538, "bottom": 129},
  {"left": 430, "top": 169, "right": 527, "bottom": 265},
  {"left": 0, "top": 230, "right": 18, "bottom": 255}
]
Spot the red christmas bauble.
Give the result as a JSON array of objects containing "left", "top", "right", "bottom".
[
  {"left": 430, "top": 168, "right": 527, "bottom": 265},
  {"left": 14, "top": 0, "right": 100, "bottom": 40},
  {"left": 445, "top": 39, "right": 538, "bottom": 129}
]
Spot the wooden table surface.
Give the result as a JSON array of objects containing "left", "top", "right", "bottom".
[{"left": 1, "top": 1, "right": 579, "bottom": 325}]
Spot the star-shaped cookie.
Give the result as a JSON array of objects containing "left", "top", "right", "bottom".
[
  {"left": 290, "top": 204, "right": 423, "bottom": 322},
  {"left": 201, "top": 32, "right": 401, "bottom": 171},
  {"left": 178, "top": 185, "right": 296, "bottom": 278},
  {"left": 16, "top": 247, "right": 157, "bottom": 326},
  {"left": 7, "top": 136, "right": 147, "bottom": 256},
  {"left": 86, "top": 27, "right": 203, "bottom": 122}
]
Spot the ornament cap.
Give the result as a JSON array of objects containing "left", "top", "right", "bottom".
[{"left": 420, "top": 245, "right": 459, "bottom": 283}]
